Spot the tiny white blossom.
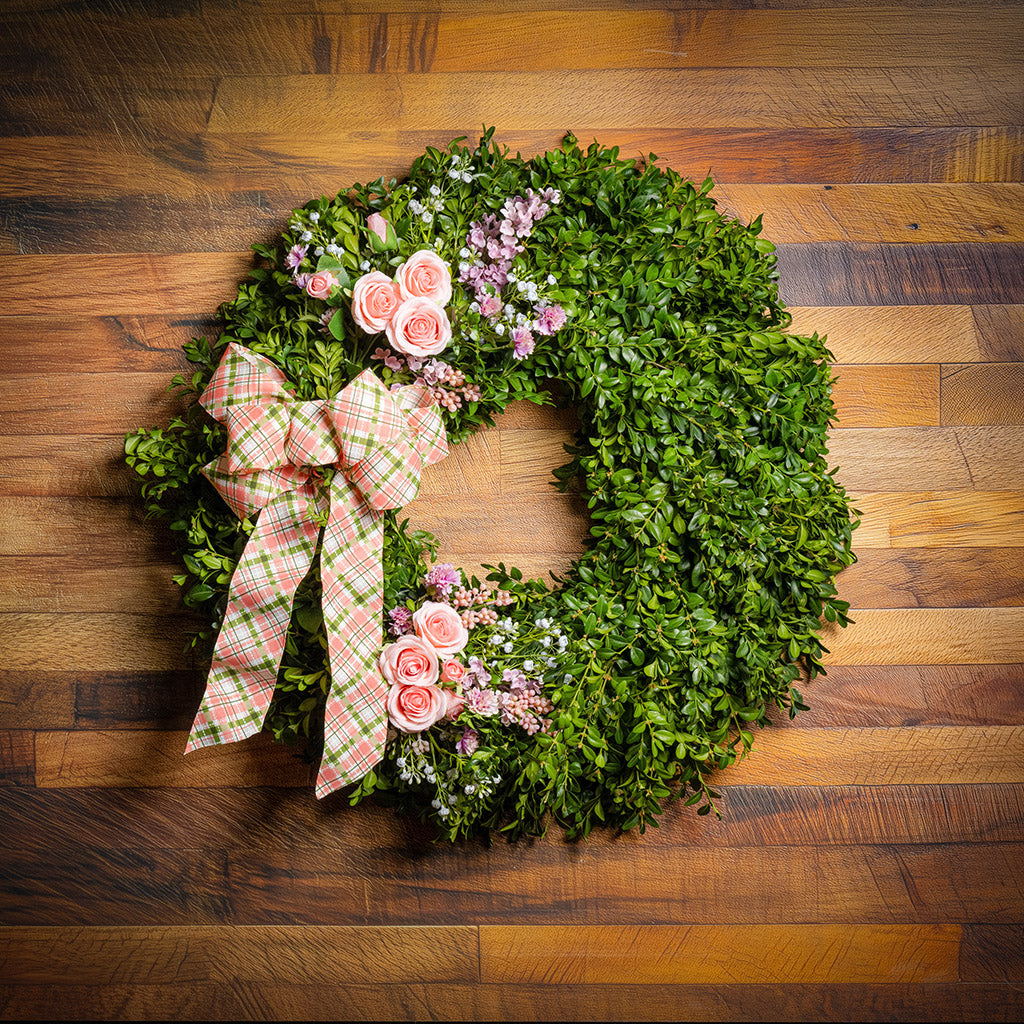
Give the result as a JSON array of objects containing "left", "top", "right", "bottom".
[
  {"left": 464, "top": 784, "right": 476, "bottom": 795},
  {"left": 429, "top": 185, "right": 441, "bottom": 196},
  {"left": 409, "top": 199, "right": 424, "bottom": 214},
  {"left": 314, "top": 246, "right": 324, "bottom": 256},
  {"left": 448, "top": 169, "right": 461, "bottom": 179},
  {"left": 541, "top": 636, "right": 551, "bottom": 647},
  {"left": 438, "top": 804, "right": 450, "bottom": 817},
  {"left": 396, "top": 757, "right": 406, "bottom": 768},
  {"left": 489, "top": 635, "right": 503, "bottom": 646},
  {"left": 495, "top": 323, "right": 505, "bottom": 335},
  {"left": 523, "top": 660, "right": 534, "bottom": 671},
  {"left": 431, "top": 798, "right": 441, "bottom": 809},
  {"left": 507, "top": 271, "right": 517, "bottom": 283},
  {"left": 546, "top": 657, "right": 557, "bottom": 667},
  {"left": 459, "top": 262, "right": 469, "bottom": 273},
  {"left": 503, "top": 642, "right": 514, "bottom": 653},
  {"left": 360, "top": 260, "right": 371, "bottom": 271},
  {"left": 421, "top": 211, "right": 433, "bottom": 223},
  {"left": 547, "top": 274, "right": 557, "bottom": 285},
  {"left": 459, "top": 248, "right": 470, "bottom": 258},
  {"left": 447, "top": 794, "right": 458, "bottom": 805},
  {"left": 461, "top": 171, "right": 473, "bottom": 183},
  {"left": 309, "top": 211, "right": 320, "bottom": 222},
  {"left": 300, "top": 231, "right": 312, "bottom": 242}
]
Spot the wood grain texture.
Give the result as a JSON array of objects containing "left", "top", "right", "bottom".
[
  {"left": 2, "top": 982, "right": 1023, "bottom": 1024},
  {"left": 2, "top": 5, "right": 1023, "bottom": 1021},
  {"left": 479, "top": 924, "right": 960, "bottom": 984}
]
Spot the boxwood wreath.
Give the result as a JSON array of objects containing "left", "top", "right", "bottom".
[{"left": 126, "top": 129, "right": 856, "bottom": 841}]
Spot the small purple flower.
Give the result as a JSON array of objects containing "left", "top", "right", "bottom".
[
  {"left": 319, "top": 309, "right": 337, "bottom": 335},
  {"left": 503, "top": 668, "right": 528, "bottom": 692},
  {"left": 419, "top": 359, "right": 451, "bottom": 387},
  {"left": 535, "top": 304, "right": 567, "bottom": 335},
  {"left": 285, "top": 243, "right": 308, "bottom": 270},
  {"left": 424, "top": 562, "right": 460, "bottom": 597},
  {"left": 512, "top": 326, "right": 535, "bottom": 361},
  {"left": 456, "top": 728, "right": 479, "bottom": 756},
  {"left": 387, "top": 606, "right": 412, "bottom": 636},
  {"left": 292, "top": 272, "right": 311, "bottom": 291},
  {"left": 371, "top": 346, "right": 405, "bottom": 372},
  {"left": 467, "top": 656, "right": 491, "bottom": 686}
]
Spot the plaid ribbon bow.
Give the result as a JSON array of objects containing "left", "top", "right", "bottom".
[{"left": 184, "top": 343, "right": 448, "bottom": 797}]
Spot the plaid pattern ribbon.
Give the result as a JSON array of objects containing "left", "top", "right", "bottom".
[{"left": 185, "top": 343, "right": 448, "bottom": 797}]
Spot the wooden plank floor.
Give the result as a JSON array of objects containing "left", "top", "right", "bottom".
[{"left": 1, "top": 3, "right": 1023, "bottom": 1021}]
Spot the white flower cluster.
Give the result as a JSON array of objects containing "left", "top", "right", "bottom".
[{"left": 448, "top": 152, "right": 476, "bottom": 184}]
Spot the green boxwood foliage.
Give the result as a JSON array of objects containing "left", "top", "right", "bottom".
[{"left": 126, "top": 130, "right": 856, "bottom": 840}]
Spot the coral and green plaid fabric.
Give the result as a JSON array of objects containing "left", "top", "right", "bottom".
[{"left": 185, "top": 343, "right": 448, "bottom": 797}]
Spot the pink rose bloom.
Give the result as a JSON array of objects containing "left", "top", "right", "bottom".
[
  {"left": 444, "top": 689, "right": 465, "bottom": 721},
  {"left": 413, "top": 600, "right": 469, "bottom": 656},
  {"left": 367, "top": 212, "right": 390, "bottom": 244},
  {"left": 378, "top": 634, "right": 439, "bottom": 688},
  {"left": 387, "top": 682, "right": 446, "bottom": 733},
  {"left": 305, "top": 271, "right": 338, "bottom": 300},
  {"left": 352, "top": 271, "right": 402, "bottom": 334},
  {"left": 386, "top": 298, "right": 452, "bottom": 358},
  {"left": 395, "top": 250, "right": 453, "bottom": 306},
  {"left": 441, "top": 658, "right": 466, "bottom": 684}
]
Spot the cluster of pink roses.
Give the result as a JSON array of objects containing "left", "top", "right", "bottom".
[
  {"left": 380, "top": 601, "right": 469, "bottom": 733},
  {"left": 352, "top": 248, "right": 453, "bottom": 359}
]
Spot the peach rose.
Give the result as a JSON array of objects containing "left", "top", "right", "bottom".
[
  {"left": 352, "top": 271, "right": 402, "bottom": 334},
  {"left": 444, "top": 689, "right": 465, "bottom": 721},
  {"left": 395, "top": 249, "right": 452, "bottom": 306},
  {"left": 378, "top": 634, "right": 439, "bottom": 688},
  {"left": 386, "top": 297, "right": 451, "bottom": 357},
  {"left": 441, "top": 658, "right": 466, "bottom": 684},
  {"left": 305, "top": 271, "right": 338, "bottom": 300},
  {"left": 413, "top": 601, "right": 468, "bottom": 657},
  {"left": 387, "top": 682, "right": 447, "bottom": 733}
]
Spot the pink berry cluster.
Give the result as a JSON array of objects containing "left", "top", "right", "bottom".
[
  {"left": 428, "top": 365, "right": 483, "bottom": 412},
  {"left": 500, "top": 689, "right": 554, "bottom": 736},
  {"left": 453, "top": 584, "right": 514, "bottom": 630}
]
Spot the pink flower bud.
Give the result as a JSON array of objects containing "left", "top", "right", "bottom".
[{"left": 367, "top": 213, "right": 389, "bottom": 244}]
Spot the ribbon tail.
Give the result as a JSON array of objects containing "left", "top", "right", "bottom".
[
  {"left": 185, "top": 482, "right": 321, "bottom": 754},
  {"left": 315, "top": 477, "right": 388, "bottom": 798}
]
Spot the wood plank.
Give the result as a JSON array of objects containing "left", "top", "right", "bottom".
[
  {"left": 777, "top": 244, "right": 1024, "bottom": 306},
  {"left": 830, "top": 365, "right": 938, "bottom": 428},
  {"left": 723, "top": 725, "right": 1024, "bottom": 786},
  {"left": 479, "top": 924, "right": 959, "bottom": 984},
  {"left": 0, "top": 435, "right": 138, "bottom": 498},
  {"left": 33, "top": 729, "right": 311, "bottom": 789},
  {"left": 33, "top": 725, "right": 1024, "bottom": 789},
  {"left": 208, "top": 70, "right": 1024, "bottom": 133},
  {"left": 0, "top": 730, "right": 34, "bottom": 786},
  {"left": 3, "top": 130, "right": 1020, "bottom": 206},
  {"left": 2, "top": 614, "right": 198, "bottom": 672},
  {"left": 2, "top": 833, "right": 1021, "bottom": 925},
  {"left": 0, "top": 254, "right": 252, "bottom": 316},
  {"left": 0, "top": 925, "right": 478, "bottom": 984},
  {"left": 0, "top": 669, "right": 200, "bottom": 731},
  {"left": 0, "top": 315, "right": 198, "bottom": 374},
  {"left": 716, "top": 184, "right": 1024, "bottom": 244},
  {"left": 789, "top": 306, "right": 1024, "bottom": 364},
  {"left": 4, "top": 10, "right": 1021, "bottom": 76},
  {"left": 0, "top": 374, "right": 186, "bottom": 433},
  {"left": 836, "top": 548, "right": 1024, "bottom": 608},
  {"left": 9, "top": 184, "right": 1024, "bottom": 253},
  {"left": 795, "top": 665, "right": 1024, "bottom": 728},
  {"left": 852, "top": 491, "right": 1024, "bottom": 547},
  {"left": 960, "top": 925, "right": 1024, "bottom": 982},
  {"left": 1, "top": 982, "right": 1022, "bottom": 1024},
  {"left": 3, "top": 783, "right": 1023, "bottom": 852},
  {"left": 0, "top": 73, "right": 217, "bottom": 137},
  {"left": 821, "top": 608, "right": 1024, "bottom": 666},
  {"left": 940, "top": 363, "right": 1024, "bottom": 426},
  {"left": 829, "top": 427, "right": 1024, "bottom": 491}
]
